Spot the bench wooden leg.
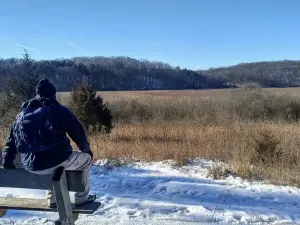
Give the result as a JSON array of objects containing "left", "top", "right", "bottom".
[
  {"left": 54, "top": 219, "right": 62, "bottom": 225},
  {"left": 0, "top": 208, "right": 7, "bottom": 218},
  {"left": 73, "top": 213, "right": 79, "bottom": 222},
  {"left": 52, "top": 167, "right": 75, "bottom": 225},
  {"left": 54, "top": 213, "right": 79, "bottom": 225}
]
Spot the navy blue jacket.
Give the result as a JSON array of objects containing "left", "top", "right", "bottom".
[{"left": 2, "top": 96, "right": 91, "bottom": 171}]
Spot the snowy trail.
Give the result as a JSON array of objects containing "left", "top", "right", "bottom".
[{"left": 1, "top": 159, "right": 300, "bottom": 225}]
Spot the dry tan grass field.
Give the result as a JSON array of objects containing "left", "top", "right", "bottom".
[
  {"left": 57, "top": 87, "right": 300, "bottom": 104},
  {"left": 2, "top": 88, "right": 300, "bottom": 186},
  {"left": 58, "top": 88, "right": 300, "bottom": 186}
]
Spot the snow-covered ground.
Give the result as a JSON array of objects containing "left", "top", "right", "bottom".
[{"left": 1, "top": 159, "right": 300, "bottom": 225}]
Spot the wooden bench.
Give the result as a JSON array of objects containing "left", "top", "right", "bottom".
[{"left": 0, "top": 167, "right": 101, "bottom": 225}]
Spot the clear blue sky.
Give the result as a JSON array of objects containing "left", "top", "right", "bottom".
[{"left": 0, "top": 0, "right": 299, "bottom": 70}]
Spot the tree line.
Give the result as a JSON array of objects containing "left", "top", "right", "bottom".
[
  {"left": 0, "top": 56, "right": 229, "bottom": 92},
  {"left": 199, "top": 60, "right": 300, "bottom": 87},
  {"left": 1, "top": 56, "right": 300, "bottom": 91}
]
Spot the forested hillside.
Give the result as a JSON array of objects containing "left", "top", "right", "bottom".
[
  {"left": 199, "top": 60, "right": 300, "bottom": 87},
  {"left": 0, "top": 56, "right": 228, "bottom": 92},
  {"left": 1, "top": 56, "right": 300, "bottom": 91}
]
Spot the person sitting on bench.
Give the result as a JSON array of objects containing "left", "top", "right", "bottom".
[{"left": 1, "top": 79, "right": 96, "bottom": 208}]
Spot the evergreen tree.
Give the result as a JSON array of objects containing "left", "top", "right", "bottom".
[
  {"left": 69, "top": 81, "right": 113, "bottom": 134},
  {"left": 4, "top": 49, "right": 40, "bottom": 110}
]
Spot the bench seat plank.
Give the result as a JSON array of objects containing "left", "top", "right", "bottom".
[
  {"left": 0, "top": 198, "right": 101, "bottom": 214},
  {"left": 0, "top": 169, "right": 85, "bottom": 192}
]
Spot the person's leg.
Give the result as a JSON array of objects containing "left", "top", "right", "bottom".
[
  {"left": 62, "top": 151, "right": 92, "bottom": 205},
  {"left": 31, "top": 150, "right": 93, "bottom": 206}
]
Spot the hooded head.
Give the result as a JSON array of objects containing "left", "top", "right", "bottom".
[{"left": 36, "top": 79, "right": 56, "bottom": 99}]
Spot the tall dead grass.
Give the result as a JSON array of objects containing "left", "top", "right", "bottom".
[
  {"left": 58, "top": 88, "right": 300, "bottom": 124},
  {"left": 87, "top": 121, "right": 300, "bottom": 186},
  {"left": 2, "top": 88, "right": 300, "bottom": 186}
]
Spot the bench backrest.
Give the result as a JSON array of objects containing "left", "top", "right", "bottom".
[{"left": 0, "top": 168, "right": 85, "bottom": 192}]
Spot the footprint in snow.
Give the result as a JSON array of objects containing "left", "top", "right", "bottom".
[
  {"left": 182, "top": 190, "right": 188, "bottom": 195},
  {"left": 127, "top": 209, "right": 138, "bottom": 216},
  {"left": 188, "top": 190, "right": 197, "bottom": 196},
  {"left": 170, "top": 191, "right": 181, "bottom": 196},
  {"left": 104, "top": 196, "right": 114, "bottom": 204},
  {"left": 181, "top": 190, "right": 197, "bottom": 196},
  {"left": 257, "top": 195, "right": 276, "bottom": 201},
  {"left": 159, "top": 186, "right": 167, "bottom": 193},
  {"left": 100, "top": 183, "right": 108, "bottom": 188},
  {"left": 136, "top": 181, "right": 148, "bottom": 186},
  {"left": 154, "top": 186, "right": 167, "bottom": 195},
  {"left": 232, "top": 213, "right": 242, "bottom": 221}
]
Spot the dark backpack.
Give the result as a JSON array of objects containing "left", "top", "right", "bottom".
[{"left": 13, "top": 104, "right": 56, "bottom": 153}]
